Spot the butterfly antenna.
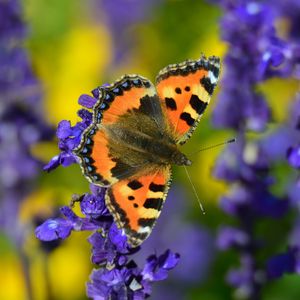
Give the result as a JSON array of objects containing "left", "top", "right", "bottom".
[
  {"left": 189, "top": 138, "right": 236, "bottom": 156},
  {"left": 183, "top": 165, "right": 206, "bottom": 215}
]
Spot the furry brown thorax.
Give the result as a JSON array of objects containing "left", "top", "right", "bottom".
[{"left": 103, "top": 107, "right": 192, "bottom": 169}]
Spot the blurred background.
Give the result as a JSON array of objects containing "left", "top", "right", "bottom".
[{"left": 1, "top": 0, "right": 300, "bottom": 299}]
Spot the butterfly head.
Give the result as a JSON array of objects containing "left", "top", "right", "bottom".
[{"left": 171, "top": 150, "right": 192, "bottom": 166}]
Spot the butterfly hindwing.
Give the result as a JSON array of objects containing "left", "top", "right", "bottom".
[
  {"left": 155, "top": 55, "right": 220, "bottom": 144},
  {"left": 106, "top": 167, "right": 172, "bottom": 247}
]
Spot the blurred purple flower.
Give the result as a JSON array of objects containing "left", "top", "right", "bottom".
[
  {"left": 93, "top": 0, "right": 159, "bottom": 64},
  {"left": 212, "top": 0, "right": 300, "bottom": 298},
  {"left": 212, "top": 0, "right": 299, "bottom": 131},
  {"left": 217, "top": 226, "right": 250, "bottom": 250},
  {"left": 266, "top": 248, "right": 298, "bottom": 279},
  {"left": 0, "top": 0, "right": 53, "bottom": 238},
  {"left": 0, "top": 1, "right": 53, "bottom": 299},
  {"left": 287, "top": 146, "right": 300, "bottom": 169}
]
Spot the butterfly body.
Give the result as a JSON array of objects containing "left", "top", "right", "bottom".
[{"left": 75, "top": 55, "right": 220, "bottom": 247}]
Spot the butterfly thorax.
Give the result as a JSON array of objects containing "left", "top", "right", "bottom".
[{"left": 103, "top": 109, "right": 191, "bottom": 168}]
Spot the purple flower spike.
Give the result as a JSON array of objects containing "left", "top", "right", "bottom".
[
  {"left": 44, "top": 91, "right": 99, "bottom": 172},
  {"left": 212, "top": 1, "right": 300, "bottom": 297},
  {"left": 80, "top": 186, "right": 109, "bottom": 218},
  {"left": 217, "top": 226, "right": 250, "bottom": 250},
  {"left": 108, "top": 223, "right": 129, "bottom": 253},
  {"left": 287, "top": 146, "right": 300, "bottom": 169},
  {"left": 89, "top": 232, "right": 117, "bottom": 265},
  {"left": 142, "top": 250, "right": 180, "bottom": 282},
  {"left": 35, "top": 218, "right": 73, "bottom": 241},
  {"left": 78, "top": 94, "right": 98, "bottom": 109},
  {"left": 266, "top": 248, "right": 299, "bottom": 279}
]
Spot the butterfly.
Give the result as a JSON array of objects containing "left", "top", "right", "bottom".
[{"left": 74, "top": 55, "right": 220, "bottom": 247}]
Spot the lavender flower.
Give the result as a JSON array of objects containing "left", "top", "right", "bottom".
[
  {"left": 0, "top": 0, "right": 52, "bottom": 249},
  {"left": 43, "top": 93, "right": 97, "bottom": 171},
  {"left": 36, "top": 183, "right": 179, "bottom": 299},
  {"left": 213, "top": 0, "right": 300, "bottom": 298},
  {"left": 93, "top": 0, "right": 158, "bottom": 64},
  {"left": 0, "top": 1, "right": 53, "bottom": 299},
  {"left": 38, "top": 88, "right": 180, "bottom": 298},
  {"left": 212, "top": 0, "right": 299, "bottom": 131}
]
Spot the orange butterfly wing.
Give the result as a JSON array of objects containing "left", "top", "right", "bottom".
[
  {"left": 74, "top": 75, "right": 159, "bottom": 186},
  {"left": 106, "top": 167, "right": 172, "bottom": 247},
  {"left": 155, "top": 55, "right": 220, "bottom": 144}
]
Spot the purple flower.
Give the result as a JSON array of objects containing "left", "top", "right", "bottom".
[
  {"left": 87, "top": 250, "right": 179, "bottom": 300},
  {"left": 212, "top": 1, "right": 300, "bottom": 297},
  {"left": 217, "top": 226, "right": 250, "bottom": 250},
  {"left": 35, "top": 218, "right": 73, "bottom": 241},
  {"left": 287, "top": 146, "right": 300, "bottom": 169},
  {"left": 0, "top": 0, "right": 53, "bottom": 240},
  {"left": 267, "top": 249, "right": 298, "bottom": 279},
  {"left": 92, "top": 0, "right": 158, "bottom": 64},
  {"left": 37, "top": 178, "right": 180, "bottom": 298},
  {"left": 212, "top": 0, "right": 297, "bottom": 131},
  {"left": 43, "top": 94, "right": 96, "bottom": 172},
  {"left": 36, "top": 185, "right": 110, "bottom": 243},
  {"left": 142, "top": 250, "right": 180, "bottom": 282},
  {"left": 80, "top": 185, "right": 109, "bottom": 218}
]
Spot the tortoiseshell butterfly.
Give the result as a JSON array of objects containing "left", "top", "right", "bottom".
[{"left": 74, "top": 55, "right": 220, "bottom": 247}]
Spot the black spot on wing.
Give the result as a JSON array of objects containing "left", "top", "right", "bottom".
[
  {"left": 143, "top": 198, "right": 163, "bottom": 210},
  {"left": 185, "top": 86, "right": 190, "bottom": 92},
  {"left": 149, "top": 182, "right": 165, "bottom": 192},
  {"left": 165, "top": 97, "right": 177, "bottom": 110},
  {"left": 128, "top": 196, "right": 135, "bottom": 200},
  {"left": 200, "top": 76, "right": 215, "bottom": 95},
  {"left": 189, "top": 95, "right": 208, "bottom": 115},
  {"left": 127, "top": 180, "right": 143, "bottom": 190},
  {"left": 180, "top": 112, "right": 195, "bottom": 126},
  {"left": 175, "top": 87, "right": 182, "bottom": 94},
  {"left": 138, "top": 218, "right": 156, "bottom": 227}
]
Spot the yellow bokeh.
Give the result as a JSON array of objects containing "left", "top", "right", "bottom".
[
  {"left": 34, "top": 24, "right": 112, "bottom": 125},
  {"left": 0, "top": 254, "right": 26, "bottom": 300}
]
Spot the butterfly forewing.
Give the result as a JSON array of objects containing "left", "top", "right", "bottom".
[{"left": 155, "top": 56, "right": 220, "bottom": 144}]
